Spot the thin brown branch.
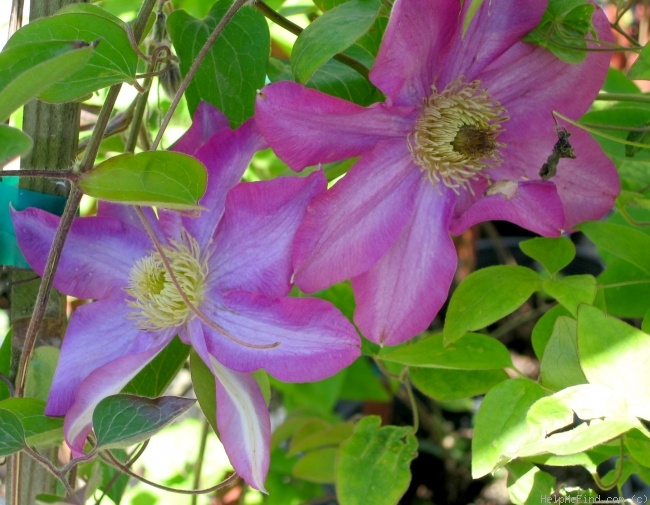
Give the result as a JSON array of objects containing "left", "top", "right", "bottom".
[
  {"left": 151, "top": 0, "right": 250, "bottom": 151},
  {"left": 102, "top": 450, "right": 240, "bottom": 494}
]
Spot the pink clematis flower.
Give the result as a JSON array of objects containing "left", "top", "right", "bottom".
[
  {"left": 12, "top": 103, "right": 360, "bottom": 491},
  {"left": 255, "top": 0, "right": 619, "bottom": 346}
]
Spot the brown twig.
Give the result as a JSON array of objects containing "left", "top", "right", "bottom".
[
  {"left": 151, "top": 0, "right": 251, "bottom": 151},
  {"left": 101, "top": 449, "right": 240, "bottom": 495}
]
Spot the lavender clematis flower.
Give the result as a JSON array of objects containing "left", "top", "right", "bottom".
[
  {"left": 255, "top": 0, "right": 619, "bottom": 346},
  {"left": 12, "top": 103, "right": 360, "bottom": 492}
]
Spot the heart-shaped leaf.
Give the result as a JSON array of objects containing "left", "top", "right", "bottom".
[
  {"left": 380, "top": 332, "right": 512, "bottom": 370},
  {"left": 0, "top": 40, "right": 93, "bottom": 121},
  {"left": 291, "top": 0, "right": 381, "bottom": 83},
  {"left": 519, "top": 236, "right": 575, "bottom": 275},
  {"left": 5, "top": 4, "right": 138, "bottom": 102},
  {"left": 168, "top": 0, "right": 269, "bottom": 125},
  {"left": 0, "top": 397, "right": 63, "bottom": 447},
  {"left": 0, "top": 409, "right": 25, "bottom": 456},
  {"left": 0, "top": 125, "right": 32, "bottom": 165},
  {"left": 336, "top": 416, "right": 417, "bottom": 505},
  {"left": 93, "top": 394, "right": 196, "bottom": 450},
  {"left": 444, "top": 266, "right": 541, "bottom": 344},
  {"left": 79, "top": 151, "right": 207, "bottom": 209}
]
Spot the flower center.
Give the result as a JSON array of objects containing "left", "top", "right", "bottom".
[
  {"left": 408, "top": 77, "right": 508, "bottom": 193},
  {"left": 125, "top": 231, "right": 207, "bottom": 331}
]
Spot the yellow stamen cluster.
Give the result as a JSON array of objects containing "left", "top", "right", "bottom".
[
  {"left": 408, "top": 77, "right": 508, "bottom": 193},
  {"left": 125, "top": 231, "right": 207, "bottom": 332}
]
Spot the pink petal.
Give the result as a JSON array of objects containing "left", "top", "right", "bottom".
[
  {"left": 450, "top": 181, "right": 565, "bottom": 237},
  {"left": 45, "top": 299, "right": 172, "bottom": 415},
  {"left": 293, "top": 140, "right": 422, "bottom": 293},
  {"left": 171, "top": 102, "right": 231, "bottom": 156},
  {"left": 437, "top": 0, "right": 546, "bottom": 89},
  {"left": 478, "top": 130, "right": 617, "bottom": 233},
  {"left": 478, "top": 5, "right": 613, "bottom": 135},
  {"left": 12, "top": 208, "right": 151, "bottom": 300},
  {"left": 369, "top": 0, "right": 459, "bottom": 106},
  {"left": 255, "top": 82, "right": 415, "bottom": 171},
  {"left": 213, "top": 360, "right": 270, "bottom": 493},
  {"left": 181, "top": 118, "right": 268, "bottom": 250},
  {"left": 185, "top": 319, "right": 270, "bottom": 492},
  {"left": 552, "top": 128, "right": 619, "bottom": 231},
  {"left": 201, "top": 291, "right": 360, "bottom": 382},
  {"left": 211, "top": 171, "right": 326, "bottom": 298},
  {"left": 352, "top": 181, "right": 457, "bottom": 345}
]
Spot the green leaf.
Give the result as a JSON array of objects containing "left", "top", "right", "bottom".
[
  {"left": 578, "top": 304, "right": 650, "bottom": 420},
  {"left": 380, "top": 332, "right": 512, "bottom": 370},
  {"left": 598, "top": 259, "right": 650, "bottom": 318},
  {"left": 444, "top": 266, "right": 541, "bottom": 344},
  {"left": 337, "top": 358, "right": 391, "bottom": 402},
  {"left": 410, "top": 367, "right": 507, "bottom": 401},
  {"left": 293, "top": 447, "right": 337, "bottom": 483},
  {"left": 0, "top": 397, "right": 63, "bottom": 447},
  {"left": 271, "top": 372, "right": 345, "bottom": 415},
  {"left": 268, "top": 57, "right": 379, "bottom": 109},
  {"left": 292, "top": 0, "right": 380, "bottom": 83},
  {"left": 189, "top": 349, "right": 218, "bottom": 435},
  {"left": 307, "top": 59, "right": 380, "bottom": 106},
  {"left": 542, "top": 275, "right": 596, "bottom": 317},
  {"left": 531, "top": 304, "right": 572, "bottom": 360},
  {"left": 518, "top": 384, "right": 640, "bottom": 458},
  {"left": 527, "top": 449, "right": 612, "bottom": 472},
  {"left": 336, "top": 416, "right": 417, "bottom": 505},
  {"left": 289, "top": 418, "right": 331, "bottom": 453},
  {"left": 524, "top": 0, "right": 595, "bottom": 64},
  {"left": 625, "top": 429, "right": 650, "bottom": 467},
  {"left": 6, "top": 6, "right": 138, "bottom": 102},
  {"left": 0, "top": 125, "right": 32, "bottom": 166},
  {"left": 0, "top": 409, "right": 25, "bottom": 456},
  {"left": 93, "top": 394, "right": 196, "bottom": 450},
  {"left": 25, "top": 346, "right": 58, "bottom": 403},
  {"left": 624, "top": 121, "right": 650, "bottom": 157},
  {"left": 506, "top": 461, "right": 555, "bottom": 505},
  {"left": 580, "top": 221, "right": 650, "bottom": 276},
  {"left": 98, "top": 457, "right": 130, "bottom": 504},
  {"left": 527, "top": 384, "right": 633, "bottom": 437},
  {"left": 310, "top": 279, "right": 356, "bottom": 321},
  {"left": 0, "top": 40, "right": 93, "bottom": 121},
  {"left": 167, "top": 0, "right": 269, "bottom": 126},
  {"left": 629, "top": 42, "right": 650, "bottom": 80},
  {"left": 519, "top": 237, "right": 575, "bottom": 275},
  {"left": 272, "top": 415, "right": 324, "bottom": 449},
  {"left": 604, "top": 68, "right": 642, "bottom": 94},
  {"left": 472, "top": 379, "right": 547, "bottom": 478},
  {"left": 123, "top": 337, "right": 189, "bottom": 397},
  {"left": 267, "top": 449, "right": 324, "bottom": 504},
  {"left": 78, "top": 151, "right": 207, "bottom": 209},
  {"left": 56, "top": 2, "right": 132, "bottom": 24},
  {"left": 539, "top": 316, "right": 587, "bottom": 391},
  {"left": 289, "top": 422, "right": 353, "bottom": 456}
]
